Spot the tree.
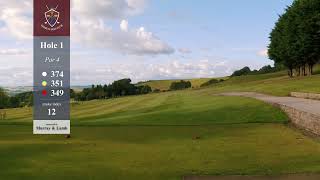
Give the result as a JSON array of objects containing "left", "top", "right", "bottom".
[
  {"left": 170, "top": 80, "right": 191, "bottom": 90},
  {"left": 73, "top": 79, "right": 153, "bottom": 102},
  {"left": 200, "top": 79, "right": 220, "bottom": 87},
  {"left": 268, "top": 0, "right": 320, "bottom": 76},
  {"left": 0, "top": 88, "right": 9, "bottom": 109},
  {"left": 231, "top": 67, "right": 251, "bottom": 76}
]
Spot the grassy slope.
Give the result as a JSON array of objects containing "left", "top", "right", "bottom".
[
  {"left": 2, "top": 91, "right": 286, "bottom": 125},
  {"left": 140, "top": 68, "right": 320, "bottom": 96},
  {"left": 199, "top": 71, "right": 320, "bottom": 96},
  {"left": 1, "top": 72, "right": 320, "bottom": 179}
]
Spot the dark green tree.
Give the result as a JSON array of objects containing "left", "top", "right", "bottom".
[{"left": 268, "top": 0, "right": 320, "bottom": 76}]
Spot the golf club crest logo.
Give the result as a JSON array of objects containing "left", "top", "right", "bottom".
[{"left": 41, "top": 5, "right": 63, "bottom": 31}]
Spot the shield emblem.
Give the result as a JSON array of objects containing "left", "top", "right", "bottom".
[{"left": 45, "top": 9, "right": 59, "bottom": 27}]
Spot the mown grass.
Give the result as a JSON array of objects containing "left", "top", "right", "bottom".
[
  {"left": 1, "top": 71, "right": 320, "bottom": 179},
  {"left": 1, "top": 91, "right": 286, "bottom": 125},
  {"left": 2, "top": 124, "right": 320, "bottom": 180}
]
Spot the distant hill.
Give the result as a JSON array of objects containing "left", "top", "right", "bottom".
[
  {"left": 3, "top": 85, "right": 90, "bottom": 96},
  {"left": 137, "top": 78, "right": 224, "bottom": 91}
]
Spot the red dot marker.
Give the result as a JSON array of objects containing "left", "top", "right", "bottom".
[{"left": 42, "top": 90, "right": 47, "bottom": 96}]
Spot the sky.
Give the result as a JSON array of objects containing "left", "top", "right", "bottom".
[{"left": 0, "top": 0, "right": 294, "bottom": 86}]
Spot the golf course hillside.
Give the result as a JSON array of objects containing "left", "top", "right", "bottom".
[
  {"left": 199, "top": 71, "right": 320, "bottom": 96},
  {"left": 141, "top": 70, "right": 320, "bottom": 96},
  {"left": 138, "top": 78, "right": 216, "bottom": 91},
  {"left": 139, "top": 64, "right": 320, "bottom": 94},
  {"left": 2, "top": 72, "right": 320, "bottom": 180}
]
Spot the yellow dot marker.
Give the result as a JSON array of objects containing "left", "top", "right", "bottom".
[{"left": 42, "top": 81, "right": 47, "bottom": 87}]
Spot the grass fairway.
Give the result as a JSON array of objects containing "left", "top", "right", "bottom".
[
  {"left": 2, "top": 91, "right": 286, "bottom": 125},
  {"left": 2, "top": 90, "right": 320, "bottom": 179},
  {"left": 2, "top": 125, "right": 320, "bottom": 180}
]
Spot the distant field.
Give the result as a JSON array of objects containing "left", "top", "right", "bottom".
[
  {"left": 138, "top": 78, "right": 219, "bottom": 90},
  {"left": 138, "top": 68, "right": 320, "bottom": 96}
]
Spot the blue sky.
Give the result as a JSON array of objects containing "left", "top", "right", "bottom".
[{"left": 0, "top": 0, "right": 294, "bottom": 86}]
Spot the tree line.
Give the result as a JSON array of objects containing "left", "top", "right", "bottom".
[
  {"left": 268, "top": 0, "right": 320, "bottom": 77},
  {"left": 169, "top": 80, "right": 192, "bottom": 90},
  {"left": 0, "top": 88, "right": 32, "bottom": 109},
  {"left": 0, "top": 79, "right": 152, "bottom": 109},
  {"left": 74, "top": 78, "right": 152, "bottom": 101},
  {"left": 231, "top": 65, "right": 284, "bottom": 77}
]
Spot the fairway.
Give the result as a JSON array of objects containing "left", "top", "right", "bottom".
[
  {"left": 2, "top": 91, "right": 287, "bottom": 125},
  {"left": 2, "top": 124, "right": 320, "bottom": 180},
  {"left": 2, "top": 90, "right": 320, "bottom": 179}
]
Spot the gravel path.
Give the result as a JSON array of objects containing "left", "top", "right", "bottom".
[{"left": 220, "top": 92, "right": 320, "bottom": 116}]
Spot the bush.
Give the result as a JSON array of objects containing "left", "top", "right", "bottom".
[
  {"left": 200, "top": 79, "right": 220, "bottom": 87},
  {"left": 231, "top": 67, "right": 251, "bottom": 77},
  {"left": 74, "top": 79, "right": 153, "bottom": 102},
  {"left": 169, "top": 80, "right": 191, "bottom": 90}
]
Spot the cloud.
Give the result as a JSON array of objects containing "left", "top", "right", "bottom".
[
  {"left": 258, "top": 49, "right": 268, "bottom": 57},
  {"left": 120, "top": 19, "right": 129, "bottom": 32},
  {"left": 72, "top": 0, "right": 146, "bottom": 20},
  {"left": 178, "top": 48, "right": 192, "bottom": 54},
  {"left": 72, "top": 19, "right": 174, "bottom": 55},
  {"left": 0, "top": 48, "right": 243, "bottom": 86},
  {"left": 0, "top": 0, "right": 174, "bottom": 55},
  {"left": 0, "top": 1, "right": 33, "bottom": 40},
  {"left": 0, "top": 53, "right": 32, "bottom": 86},
  {"left": 0, "top": 48, "right": 29, "bottom": 55},
  {"left": 69, "top": 58, "right": 231, "bottom": 85}
]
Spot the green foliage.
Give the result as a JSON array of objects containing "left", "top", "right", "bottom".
[
  {"left": 200, "top": 79, "right": 225, "bottom": 87},
  {"left": 153, "top": 88, "right": 161, "bottom": 93},
  {"left": 231, "top": 65, "right": 284, "bottom": 77},
  {"left": 231, "top": 67, "right": 251, "bottom": 76},
  {"left": 0, "top": 88, "right": 9, "bottom": 109},
  {"left": 139, "top": 78, "right": 213, "bottom": 91},
  {"left": 269, "top": 0, "right": 320, "bottom": 76},
  {"left": 169, "top": 80, "right": 191, "bottom": 90},
  {"left": 74, "top": 79, "right": 152, "bottom": 101},
  {"left": 0, "top": 88, "right": 32, "bottom": 109}
]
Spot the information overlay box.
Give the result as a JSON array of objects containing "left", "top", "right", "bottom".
[{"left": 33, "top": 0, "right": 70, "bottom": 134}]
